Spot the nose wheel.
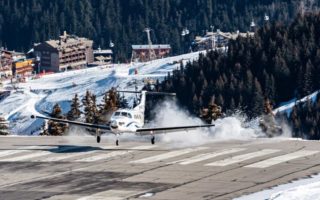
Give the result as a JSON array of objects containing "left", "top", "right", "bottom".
[
  {"left": 151, "top": 136, "right": 155, "bottom": 145},
  {"left": 116, "top": 139, "right": 119, "bottom": 146},
  {"left": 96, "top": 129, "right": 101, "bottom": 143}
]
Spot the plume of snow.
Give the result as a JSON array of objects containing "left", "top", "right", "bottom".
[{"left": 146, "top": 100, "right": 261, "bottom": 147}]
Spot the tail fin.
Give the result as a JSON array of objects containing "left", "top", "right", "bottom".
[
  {"left": 134, "top": 91, "right": 146, "bottom": 113},
  {"left": 117, "top": 90, "right": 176, "bottom": 113}
]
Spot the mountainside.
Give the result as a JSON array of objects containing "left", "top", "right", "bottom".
[
  {"left": 156, "top": 13, "right": 320, "bottom": 120},
  {"left": 0, "top": 51, "right": 203, "bottom": 134},
  {"left": 1, "top": 0, "right": 319, "bottom": 60}
]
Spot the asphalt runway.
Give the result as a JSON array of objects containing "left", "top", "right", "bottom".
[{"left": 0, "top": 136, "right": 320, "bottom": 200}]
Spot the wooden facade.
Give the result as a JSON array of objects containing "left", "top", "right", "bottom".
[
  {"left": 131, "top": 45, "right": 171, "bottom": 62},
  {"left": 34, "top": 32, "right": 94, "bottom": 72}
]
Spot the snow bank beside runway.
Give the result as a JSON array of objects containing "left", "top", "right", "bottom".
[{"left": 235, "top": 174, "right": 320, "bottom": 200}]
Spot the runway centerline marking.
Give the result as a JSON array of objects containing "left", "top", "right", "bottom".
[
  {"left": 244, "top": 150, "right": 319, "bottom": 168},
  {"left": 205, "top": 149, "right": 280, "bottom": 167},
  {"left": 130, "top": 147, "right": 208, "bottom": 164},
  {"left": 169, "top": 148, "right": 246, "bottom": 165}
]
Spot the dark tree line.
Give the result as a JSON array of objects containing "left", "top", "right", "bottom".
[
  {"left": 285, "top": 93, "right": 320, "bottom": 140},
  {"left": 155, "top": 13, "right": 320, "bottom": 124},
  {"left": 42, "top": 88, "right": 121, "bottom": 135},
  {"left": 1, "top": 0, "right": 318, "bottom": 61}
]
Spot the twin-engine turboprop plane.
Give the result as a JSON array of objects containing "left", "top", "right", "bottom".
[{"left": 31, "top": 91, "right": 215, "bottom": 145}]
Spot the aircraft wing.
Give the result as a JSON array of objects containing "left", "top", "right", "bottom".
[
  {"left": 31, "top": 115, "right": 111, "bottom": 130},
  {"left": 135, "top": 124, "right": 215, "bottom": 135}
]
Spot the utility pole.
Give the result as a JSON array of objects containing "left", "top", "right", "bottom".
[
  {"left": 144, "top": 28, "right": 156, "bottom": 61},
  {"left": 210, "top": 25, "right": 215, "bottom": 49}
]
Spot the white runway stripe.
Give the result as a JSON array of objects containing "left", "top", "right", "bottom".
[
  {"left": 0, "top": 151, "right": 53, "bottom": 162},
  {"left": 245, "top": 150, "right": 319, "bottom": 168},
  {"left": 0, "top": 146, "right": 52, "bottom": 158},
  {"left": 76, "top": 145, "right": 156, "bottom": 162},
  {"left": 0, "top": 150, "right": 27, "bottom": 158},
  {"left": 77, "top": 189, "right": 143, "bottom": 200},
  {"left": 35, "top": 145, "right": 120, "bottom": 162},
  {"left": 0, "top": 146, "right": 86, "bottom": 162},
  {"left": 205, "top": 149, "right": 280, "bottom": 167},
  {"left": 130, "top": 147, "right": 208, "bottom": 164},
  {"left": 171, "top": 148, "right": 246, "bottom": 165},
  {"left": 39, "top": 151, "right": 97, "bottom": 162}
]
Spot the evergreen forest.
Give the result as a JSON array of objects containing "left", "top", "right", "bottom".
[
  {"left": 1, "top": 0, "right": 319, "bottom": 61},
  {"left": 155, "top": 12, "right": 320, "bottom": 139}
]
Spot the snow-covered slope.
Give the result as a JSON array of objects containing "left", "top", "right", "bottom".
[
  {"left": 0, "top": 51, "right": 205, "bottom": 135},
  {"left": 273, "top": 90, "right": 319, "bottom": 116}
]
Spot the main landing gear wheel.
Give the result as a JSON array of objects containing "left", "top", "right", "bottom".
[
  {"left": 97, "top": 135, "right": 101, "bottom": 143},
  {"left": 116, "top": 139, "right": 119, "bottom": 146},
  {"left": 151, "top": 136, "right": 155, "bottom": 145}
]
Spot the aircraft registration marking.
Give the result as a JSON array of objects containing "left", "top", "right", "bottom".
[
  {"left": 205, "top": 149, "right": 280, "bottom": 167},
  {"left": 244, "top": 150, "right": 319, "bottom": 168}
]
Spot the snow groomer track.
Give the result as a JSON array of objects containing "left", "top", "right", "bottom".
[{"left": 0, "top": 136, "right": 320, "bottom": 200}]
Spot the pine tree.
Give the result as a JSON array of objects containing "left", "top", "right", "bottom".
[
  {"left": 302, "top": 60, "right": 314, "bottom": 96},
  {"left": 0, "top": 117, "right": 9, "bottom": 135},
  {"left": 251, "top": 78, "right": 264, "bottom": 117},
  {"left": 67, "top": 94, "right": 81, "bottom": 120},
  {"left": 47, "top": 103, "right": 67, "bottom": 136}
]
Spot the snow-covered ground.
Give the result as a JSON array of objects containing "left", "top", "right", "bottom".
[
  {"left": 273, "top": 90, "right": 319, "bottom": 116},
  {"left": 0, "top": 51, "right": 205, "bottom": 134},
  {"left": 235, "top": 173, "right": 320, "bottom": 200}
]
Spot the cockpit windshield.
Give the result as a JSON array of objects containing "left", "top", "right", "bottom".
[{"left": 114, "top": 111, "right": 132, "bottom": 118}]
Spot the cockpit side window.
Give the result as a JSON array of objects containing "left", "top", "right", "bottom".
[
  {"left": 121, "top": 112, "right": 127, "bottom": 117},
  {"left": 127, "top": 113, "right": 132, "bottom": 118},
  {"left": 114, "top": 112, "right": 120, "bottom": 116}
]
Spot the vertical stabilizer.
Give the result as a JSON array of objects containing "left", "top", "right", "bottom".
[{"left": 134, "top": 91, "right": 146, "bottom": 114}]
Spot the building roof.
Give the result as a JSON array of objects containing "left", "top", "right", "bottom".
[
  {"left": 195, "top": 30, "right": 255, "bottom": 44},
  {"left": 35, "top": 31, "right": 93, "bottom": 50},
  {"left": 93, "top": 48, "right": 113, "bottom": 54},
  {"left": 132, "top": 44, "right": 171, "bottom": 50}
]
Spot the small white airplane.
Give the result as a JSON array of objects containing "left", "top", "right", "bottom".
[{"left": 31, "top": 91, "right": 215, "bottom": 145}]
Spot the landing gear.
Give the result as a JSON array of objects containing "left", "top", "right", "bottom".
[
  {"left": 151, "top": 136, "right": 155, "bottom": 145},
  {"left": 116, "top": 139, "right": 119, "bottom": 146},
  {"left": 96, "top": 129, "right": 101, "bottom": 143}
]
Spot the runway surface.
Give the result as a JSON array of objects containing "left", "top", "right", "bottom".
[{"left": 0, "top": 136, "right": 320, "bottom": 200}]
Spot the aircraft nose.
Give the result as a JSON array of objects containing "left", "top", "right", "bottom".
[{"left": 110, "top": 120, "right": 118, "bottom": 129}]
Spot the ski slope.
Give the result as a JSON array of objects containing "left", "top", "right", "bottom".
[{"left": 0, "top": 51, "right": 205, "bottom": 135}]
